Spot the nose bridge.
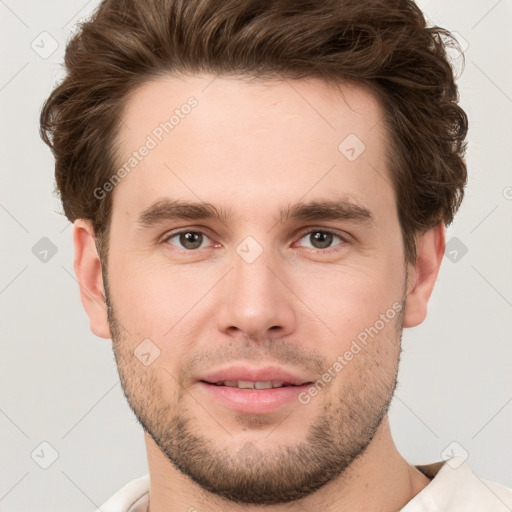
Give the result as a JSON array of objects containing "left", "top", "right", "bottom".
[{"left": 216, "top": 235, "right": 296, "bottom": 339}]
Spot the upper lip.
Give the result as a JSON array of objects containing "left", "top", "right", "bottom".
[{"left": 200, "top": 365, "right": 313, "bottom": 386}]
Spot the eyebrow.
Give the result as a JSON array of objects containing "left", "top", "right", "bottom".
[{"left": 135, "top": 196, "right": 374, "bottom": 229}]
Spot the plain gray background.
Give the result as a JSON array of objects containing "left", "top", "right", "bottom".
[{"left": 0, "top": 0, "right": 511, "bottom": 510}]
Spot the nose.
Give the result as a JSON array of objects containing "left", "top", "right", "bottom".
[{"left": 216, "top": 242, "right": 297, "bottom": 341}]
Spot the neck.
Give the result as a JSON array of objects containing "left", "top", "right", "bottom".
[{"left": 145, "top": 416, "right": 431, "bottom": 512}]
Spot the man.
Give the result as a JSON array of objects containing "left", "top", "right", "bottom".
[{"left": 40, "top": 0, "right": 512, "bottom": 510}]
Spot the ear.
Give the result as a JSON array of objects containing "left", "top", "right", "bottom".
[
  {"left": 73, "top": 219, "right": 111, "bottom": 339},
  {"left": 403, "top": 223, "right": 445, "bottom": 328}
]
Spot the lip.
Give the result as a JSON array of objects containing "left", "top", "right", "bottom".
[
  {"left": 200, "top": 365, "right": 312, "bottom": 386},
  {"left": 198, "top": 382, "right": 311, "bottom": 414},
  {"left": 197, "top": 365, "right": 314, "bottom": 414}
]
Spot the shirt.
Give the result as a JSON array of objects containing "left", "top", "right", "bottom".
[{"left": 95, "top": 456, "right": 512, "bottom": 511}]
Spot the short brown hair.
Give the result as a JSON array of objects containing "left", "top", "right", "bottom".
[{"left": 40, "top": 0, "right": 468, "bottom": 264}]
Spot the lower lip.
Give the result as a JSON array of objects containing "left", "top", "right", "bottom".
[{"left": 198, "top": 382, "right": 310, "bottom": 414}]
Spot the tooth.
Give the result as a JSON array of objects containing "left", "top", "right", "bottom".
[
  {"left": 237, "top": 380, "right": 255, "bottom": 389},
  {"left": 223, "top": 381, "right": 238, "bottom": 387},
  {"left": 272, "top": 381, "right": 285, "bottom": 388},
  {"left": 254, "top": 381, "right": 272, "bottom": 389}
]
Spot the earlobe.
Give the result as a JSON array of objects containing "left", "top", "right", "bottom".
[
  {"left": 403, "top": 224, "right": 446, "bottom": 328},
  {"left": 73, "top": 219, "right": 111, "bottom": 339}
]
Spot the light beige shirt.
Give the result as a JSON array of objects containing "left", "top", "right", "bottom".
[{"left": 95, "top": 457, "right": 512, "bottom": 512}]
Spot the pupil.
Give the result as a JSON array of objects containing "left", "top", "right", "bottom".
[
  {"left": 312, "top": 231, "right": 332, "bottom": 249},
  {"left": 181, "top": 232, "right": 202, "bottom": 249}
]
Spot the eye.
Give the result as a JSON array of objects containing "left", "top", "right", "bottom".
[
  {"left": 164, "top": 230, "right": 212, "bottom": 250},
  {"left": 162, "top": 228, "right": 347, "bottom": 253},
  {"left": 296, "top": 229, "right": 346, "bottom": 251}
]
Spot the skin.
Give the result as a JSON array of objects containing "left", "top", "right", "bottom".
[{"left": 73, "top": 74, "right": 444, "bottom": 511}]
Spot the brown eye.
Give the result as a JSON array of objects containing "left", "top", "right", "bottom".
[
  {"left": 298, "top": 230, "right": 345, "bottom": 251},
  {"left": 165, "top": 231, "right": 209, "bottom": 250}
]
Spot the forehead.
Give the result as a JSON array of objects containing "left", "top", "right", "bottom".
[
  {"left": 111, "top": 74, "right": 394, "bottom": 225},
  {"left": 118, "top": 74, "right": 384, "bottom": 145}
]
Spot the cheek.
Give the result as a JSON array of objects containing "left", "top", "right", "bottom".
[
  {"left": 329, "top": 308, "right": 402, "bottom": 388},
  {"left": 289, "top": 259, "right": 404, "bottom": 335},
  {"left": 107, "top": 258, "right": 216, "bottom": 347}
]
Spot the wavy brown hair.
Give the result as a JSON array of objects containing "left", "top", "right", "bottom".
[{"left": 40, "top": 0, "right": 468, "bottom": 265}]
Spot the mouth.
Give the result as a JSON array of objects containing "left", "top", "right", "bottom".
[
  {"left": 197, "top": 366, "right": 314, "bottom": 414},
  {"left": 203, "top": 380, "right": 304, "bottom": 389},
  {"left": 199, "top": 365, "right": 312, "bottom": 387}
]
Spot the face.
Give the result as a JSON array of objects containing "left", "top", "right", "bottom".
[{"left": 104, "top": 74, "right": 409, "bottom": 504}]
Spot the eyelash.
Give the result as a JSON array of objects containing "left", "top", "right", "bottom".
[{"left": 161, "top": 228, "right": 348, "bottom": 253}]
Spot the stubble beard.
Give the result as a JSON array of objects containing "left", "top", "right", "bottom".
[{"left": 104, "top": 273, "right": 404, "bottom": 505}]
